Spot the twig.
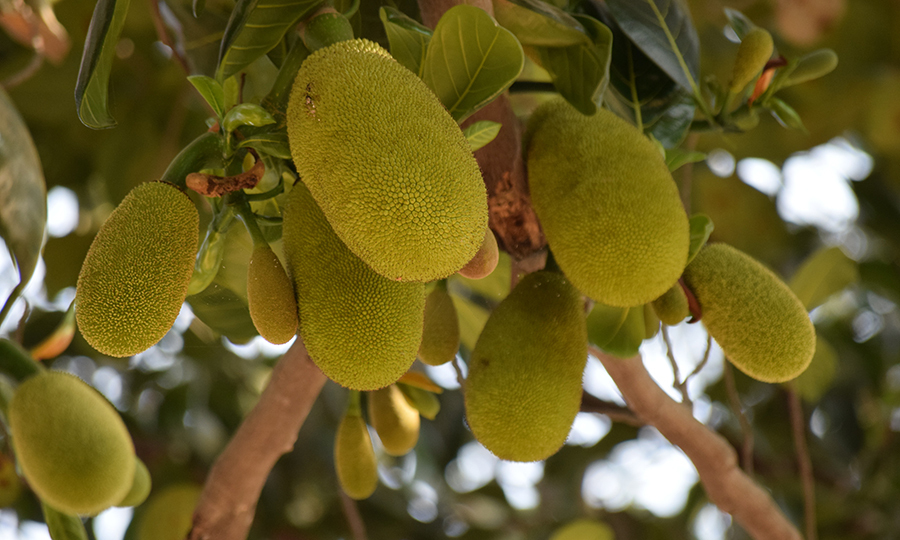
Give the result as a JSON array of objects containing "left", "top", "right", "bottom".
[
  {"left": 189, "top": 338, "right": 327, "bottom": 540},
  {"left": 724, "top": 363, "right": 754, "bottom": 476},
  {"left": 684, "top": 333, "right": 713, "bottom": 383},
  {"left": 590, "top": 347, "right": 801, "bottom": 540},
  {"left": 147, "top": 0, "right": 191, "bottom": 74},
  {"left": 339, "top": 490, "right": 369, "bottom": 540},
  {"left": 788, "top": 389, "right": 817, "bottom": 540},
  {"left": 660, "top": 326, "right": 689, "bottom": 404},
  {"left": 186, "top": 152, "right": 264, "bottom": 196},
  {"left": 580, "top": 392, "right": 642, "bottom": 426},
  {"left": 451, "top": 356, "right": 466, "bottom": 391},
  {"left": 1, "top": 52, "right": 43, "bottom": 88}
]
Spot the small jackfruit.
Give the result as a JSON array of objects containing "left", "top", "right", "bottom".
[
  {"left": 117, "top": 457, "right": 151, "bottom": 508},
  {"left": 526, "top": 99, "right": 689, "bottom": 307},
  {"left": 550, "top": 519, "right": 614, "bottom": 540},
  {"left": 335, "top": 406, "right": 378, "bottom": 499},
  {"left": 730, "top": 27, "right": 774, "bottom": 91},
  {"left": 247, "top": 243, "right": 298, "bottom": 344},
  {"left": 135, "top": 484, "right": 202, "bottom": 540},
  {"left": 9, "top": 371, "right": 135, "bottom": 515},
  {"left": 76, "top": 182, "right": 198, "bottom": 357},
  {"left": 652, "top": 284, "right": 690, "bottom": 325},
  {"left": 418, "top": 286, "right": 460, "bottom": 366},
  {"left": 368, "top": 385, "right": 420, "bottom": 456},
  {"left": 283, "top": 182, "right": 425, "bottom": 390},
  {"left": 287, "top": 38, "right": 487, "bottom": 282},
  {"left": 465, "top": 271, "right": 587, "bottom": 461},
  {"left": 682, "top": 243, "right": 815, "bottom": 382},
  {"left": 458, "top": 228, "right": 500, "bottom": 280}
]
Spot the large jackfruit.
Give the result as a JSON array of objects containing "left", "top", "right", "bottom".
[
  {"left": 76, "top": 182, "right": 198, "bottom": 357},
  {"left": 283, "top": 182, "right": 425, "bottom": 390},
  {"left": 526, "top": 99, "right": 689, "bottom": 307},
  {"left": 683, "top": 243, "right": 815, "bottom": 382},
  {"left": 465, "top": 271, "right": 587, "bottom": 462},
  {"left": 287, "top": 38, "right": 487, "bottom": 282},
  {"left": 9, "top": 371, "right": 135, "bottom": 516}
]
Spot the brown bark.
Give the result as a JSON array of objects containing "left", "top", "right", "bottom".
[{"left": 189, "top": 338, "right": 327, "bottom": 540}]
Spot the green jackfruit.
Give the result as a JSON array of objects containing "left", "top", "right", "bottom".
[
  {"left": 334, "top": 408, "right": 378, "bottom": 500},
  {"left": 652, "top": 284, "right": 690, "bottom": 325},
  {"left": 76, "top": 182, "right": 198, "bottom": 357},
  {"left": 730, "top": 27, "right": 774, "bottom": 91},
  {"left": 683, "top": 243, "right": 815, "bottom": 382},
  {"left": 9, "top": 371, "right": 135, "bottom": 515},
  {"left": 135, "top": 484, "right": 202, "bottom": 540},
  {"left": 526, "top": 99, "right": 689, "bottom": 307},
  {"left": 418, "top": 287, "right": 460, "bottom": 366},
  {"left": 247, "top": 243, "right": 298, "bottom": 344},
  {"left": 287, "top": 38, "right": 487, "bottom": 282},
  {"left": 550, "top": 519, "right": 614, "bottom": 540},
  {"left": 283, "top": 182, "right": 425, "bottom": 390},
  {"left": 465, "top": 271, "right": 587, "bottom": 461},
  {"left": 458, "top": 228, "right": 499, "bottom": 279},
  {"left": 117, "top": 457, "right": 151, "bottom": 508},
  {"left": 368, "top": 385, "right": 420, "bottom": 456}
]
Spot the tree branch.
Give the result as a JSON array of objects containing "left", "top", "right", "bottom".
[
  {"left": 590, "top": 348, "right": 802, "bottom": 540},
  {"left": 189, "top": 338, "right": 327, "bottom": 540}
]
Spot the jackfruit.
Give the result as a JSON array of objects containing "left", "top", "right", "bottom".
[
  {"left": 652, "top": 284, "right": 690, "bottom": 326},
  {"left": 730, "top": 27, "right": 774, "bottom": 91},
  {"left": 9, "top": 371, "right": 135, "bottom": 516},
  {"left": 117, "top": 457, "right": 151, "bottom": 508},
  {"left": 287, "top": 38, "right": 487, "bottom": 282},
  {"left": 398, "top": 383, "right": 441, "bottom": 420},
  {"left": 526, "top": 99, "right": 689, "bottom": 307},
  {"left": 247, "top": 243, "right": 298, "bottom": 344},
  {"left": 76, "top": 181, "right": 198, "bottom": 357},
  {"left": 135, "top": 484, "right": 202, "bottom": 540},
  {"left": 458, "top": 228, "right": 499, "bottom": 279},
  {"left": 550, "top": 519, "right": 614, "bottom": 540},
  {"left": 283, "top": 182, "right": 425, "bottom": 390},
  {"left": 465, "top": 271, "right": 587, "bottom": 461},
  {"left": 334, "top": 400, "right": 378, "bottom": 500},
  {"left": 368, "top": 384, "right": 420, "bottom": 456},
  {"left": 682, "top": 243, "right": 815, "bottom": 382},
  {"left": 418, "top": 286, "right": 459, "bottom": 366}
]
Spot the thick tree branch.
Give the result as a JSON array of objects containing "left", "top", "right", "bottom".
[
  {"left": 591, "top": 348, "right": 802, "bottom": 540},
  {"left": 189, "top": 338, "right": 327, "bottom": 540}
]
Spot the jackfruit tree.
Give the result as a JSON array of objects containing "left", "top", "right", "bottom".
[{"left": 2, "top": 0, "right": 900, "bottom": 539}]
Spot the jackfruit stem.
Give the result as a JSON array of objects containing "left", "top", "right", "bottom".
[
  {"left": 0, "top": 339, "right": 44, "bottom": 385},
  {"left": 300, "top": 9, "right": 354, "bottom": 52},
  {"left": 233, "top": 198, "right": 269, "bottom": 248},
  {"left": 161, "top": 132, "right": 224, "bottom": 190},
  {"left": 346, "top": 390, "right": 362, "bottom": 417}
]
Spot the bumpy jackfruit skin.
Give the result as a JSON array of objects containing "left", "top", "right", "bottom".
[
  {"left": 76, "top": 181, "right": 198, "bottom": 357},
  {"left": 418, "top": 287, "right": 459, "bottom": 366},
  {"left": 458, "top": 228, "right": 499, "bottom": 280},
  {"left": 683, "top": 244, "right": 815, "bottom": 382},
  {"left": 526, "top": 99, "right": 689, "bottom": 307},
  {"left": 135, "top": 484, "right": 202, "bottom": 540},
  {"left": 465, "top": 271, "right": 587, "bottom": 462},
  {"left": 368, "top": 385, "right": 420, "bottom": 456},
  {"left": 287, "top": 39, "right": 487, "bottom": 282},
  {"left": 117, "top": 457, "right": 151, "bottom": 508},
  {"left": 9, "top": 371, "right": 135, "bottom": 515},
  {"left": 652, "top": 284, "right": 690, "bottom": 326},
  {"left": 247, "top": 243, "right": 298, "bottom": 344},
  {"left": 334, "top": 412, "right": 378, "bottom": 499},
  {"left": 283, "top": 182, "right": 425, "bottom": 390},
  {"left": 730, "top": 28, "right": 774, "bottom": 91}
]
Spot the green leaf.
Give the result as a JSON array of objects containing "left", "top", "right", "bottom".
[
  {"left": 646, "top": 89, "right": 695, "bottom": 147},
  {"left": 789, "top": 246, "right": 859, "bottom": 311},
  {"left": 492, "top": 0, "right": 590, "bottom": 47},
  {"left": 535, "top": 15, "right": 612, "bottom": 115},
  {"left": 217, "top": 0, "right": 322, "bottom": 81},
  {"left": 379, "top": 6, "right": 432, "bottom": 77},
  {"left": 74, "top": 0, "right": 131, "bottom": 128},
  {"left": 188, "top": 75, "right": 226, "bottom": 119},
  {"left": 665, "top": 147, "right": 705, "bottom": 171},
  {"left": 223, "top": 103, "right": 276, "bottom": 133},
  {"left": 723, "top": 8, "right": 756, "bottom": 39},
  {"left": 588, "top": 304, "right": 645, "bottom": 358},
  {"left": 0, "top": 88, "right": 46, "bottom": 321},
  {"left": 187, "top": 282, "right": 258, "bottom": 344},
  {"left": 238, "top": 130, "right": 291, "bottom": 159},
  {"left": 687, "top": 213, "right": 714, "bottom": 265},
  {"left": 422, "top": 5, "right": 524, "bottom": 122},
  {"left": 788, "top": 336, "right": 837, "bottom": 403},
  {"left": 463, "top": 121, "right": 502, "bottom": 151},
  {"left": 604, "top": 0, "right": 700, "bottom": 94},
  {"left": 42, "top": 502, "right": 88, "bottom": 540},
  {"left": 586, "top": 303, "right": 628, "bottom": 348},
  {"left": 766, "top": 97, "right": 806, "bottom": 131}
]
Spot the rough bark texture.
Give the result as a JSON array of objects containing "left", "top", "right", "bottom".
[{"left": 189, "top": 338, "right": 327, "bottom": 540}]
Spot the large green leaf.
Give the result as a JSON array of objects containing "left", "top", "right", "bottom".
[
  {"left": 535, "top": 14, "right": 612, "bottom": 115},
  {"left": 217, "top": 0, "right": 322, "bottom": 81},
  {"left": 379, "top": 6, "right": 432, "bottom": 77},
  {"left": 422, "top": 5, "right": 524, "bottom": 122},
  {"left": 0, "top": 89, "right": 46, "bottom": 324},
  {"left": 42, "top": 502, "right": 88, "bottom": 540},
  {"left": 604, "top": 0, "right": 699, "bottom": 94},
  {"left": 74, "top": 0, "right": 131, "bottom": 129},
  {"left": 790, "top": 246, "right": 859, "bottom": 311},
  {"left": 492, "top": 0, "right": 589, "bottom": 47}
]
